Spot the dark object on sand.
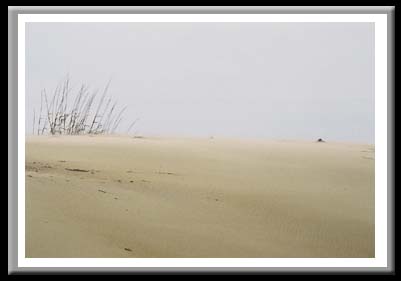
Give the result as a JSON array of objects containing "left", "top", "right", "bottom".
[
  {"left": 317, "top": 138, "right": 325, "bottom": 142},
  {"left": 124, "top": 248, "right": 132, "bottom": 252},
  {"left": 66, "top": 168, "right": 89, "bottom": 172}
]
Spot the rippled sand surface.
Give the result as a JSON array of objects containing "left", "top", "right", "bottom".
[{"left": 25, "top": 136, "right": 374, "bottom": 257}]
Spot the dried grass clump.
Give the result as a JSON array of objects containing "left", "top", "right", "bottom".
[{"left": 33, "top": 77, "right": 138, "bottom": 135}]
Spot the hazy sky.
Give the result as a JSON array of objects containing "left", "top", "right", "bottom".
[{"left": 26, "top": 22, "right": 374, "bottom": 143}]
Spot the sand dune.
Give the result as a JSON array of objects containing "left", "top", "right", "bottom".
[{"left": 25, "top": 136, "right": 374, "bottom": 258}]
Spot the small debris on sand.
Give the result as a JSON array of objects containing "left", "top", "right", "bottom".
[
  {"left": 98, "top": 189, "right": 107, "bottom": 193},
  {"left": 157, "top": 171, "right": 177, "bottom": 175},
  {"left": 124, "top": 248, "right": 132, "bottom": 252},
  {"left": 66, "top": 168, "right": 89, "bottom": 172},
  {"left": 317, "top": 138, "right": 325, "bottom": 143}
]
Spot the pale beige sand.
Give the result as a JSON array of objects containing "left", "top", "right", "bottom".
[{"left": 25, "top": 136, "right": 374, "bottom": 258}]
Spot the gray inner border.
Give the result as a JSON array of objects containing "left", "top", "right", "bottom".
[{"left": 8, "top": 6, "right": 395, "bottom": 274}]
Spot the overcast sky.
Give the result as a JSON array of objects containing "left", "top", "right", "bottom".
[{"left": 26, "top": 22, "right": 374, "bottom": 143}]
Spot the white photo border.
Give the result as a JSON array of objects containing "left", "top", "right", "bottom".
[{"left": 18, "top": 13, "right": 387, "bottom": 268}]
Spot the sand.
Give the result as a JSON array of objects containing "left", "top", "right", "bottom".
[{"left": 25, "top": 136, "right": 375, "bottom": 258}]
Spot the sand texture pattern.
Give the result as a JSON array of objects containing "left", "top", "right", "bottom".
[{"left": 25, "top": 136, "right": 375, "bottom": 258}]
